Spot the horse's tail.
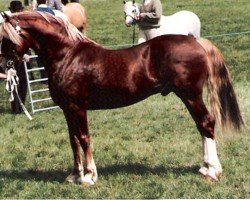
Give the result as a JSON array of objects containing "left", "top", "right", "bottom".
[{"left": 197, "top": 38, "right": 244, "bottom": 132}]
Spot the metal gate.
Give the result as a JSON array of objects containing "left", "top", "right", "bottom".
[{"left": 23, "top": 55, "right": 59, "bottom": 114}]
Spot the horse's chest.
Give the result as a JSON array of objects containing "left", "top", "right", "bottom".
[{"left": 48, "top": 70, "right": 82, "bottom": 102}]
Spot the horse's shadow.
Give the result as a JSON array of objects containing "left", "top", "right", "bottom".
[{"left": 0, "top": 164, "right": 200, "bottom": 183}]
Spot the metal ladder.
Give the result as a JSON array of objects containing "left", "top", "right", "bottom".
[{"left": 23, "top": 55, "right": 59, "bottom": 114}]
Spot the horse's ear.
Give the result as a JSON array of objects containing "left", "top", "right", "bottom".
[
  {"left": 132, "top": 0, "right": 135, "bottom": 4},
  {"left": 0, "top": 12, "right": 11, "bottom": 22},
  {"left": 123, "top": 0, "right": 126, "bottom": 4}
]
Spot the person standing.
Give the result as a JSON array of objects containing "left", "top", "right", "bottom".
[
  {"left": 36, "top": 0, "right": 55, "bottom": 14},
  {"left": 47, "top": 0, "right": 63, "bottom": 11},
  {"left": 61, "top": 0, "right": 79, "bottom": 5},
  {"left": 31, "top": 0, "right": 63, "bottom": 11},
  {"left": 136, "top": 0, "right": 162, "bottom": 43},
  {"left": 7, "top": 0, "right": 30, "bottom": 114},
  {"left": 8, "top": 0, "right": 24, "bottom": 12},
  {"left": 0, "top": 0, "right": 29, "bottom": 114}
]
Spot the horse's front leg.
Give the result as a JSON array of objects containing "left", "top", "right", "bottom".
[
  {"left": 64, "top": 110, "right": 84, "bottom": 184},
  {"left": 64, "top": 107, "right": 97, "bottom": 186},
  {"left": 65, "top": 134, "right": 85, "bottom": 184},
  {"left": 78, "top": 133, "right": 98, "bottom": 185}
]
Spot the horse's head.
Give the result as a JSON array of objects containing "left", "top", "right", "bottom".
[
  {"left": 0, "top": 12, "right": 33, "bottom": 71},
  {"left": 0, "top": 36, "right": 26, "bottom": 73},
  {"left": 123, "top": 0, "right": 140, "bottom": 27},
  {"left": 0, "top": 11, "right": 85, "bottom": 71}
]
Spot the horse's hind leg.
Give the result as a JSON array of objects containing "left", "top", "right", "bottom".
[{"left": 176, "top": 91, "right": 222, "bottom": 181}]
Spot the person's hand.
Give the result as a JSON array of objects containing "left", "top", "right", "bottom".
[
  {"left": 135, "top": 13, "right": 141, "bottom": 20},
  {"left": 136, "top": 13, "right": 145, "bottom": 20},
  {"left": 23, "top": 54, "right": 30, "bottom": 63},
  {"left": 9, "top": 68, "right": 17, "bottom": 76}
]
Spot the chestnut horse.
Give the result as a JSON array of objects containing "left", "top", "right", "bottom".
[
  {"left": 62, "top": 2, "right": 87, "bottom": 35},
  {"left": 0, "top": 12, "right": 243, "bottom": 186}
]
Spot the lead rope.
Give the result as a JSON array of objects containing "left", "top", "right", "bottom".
[
  {"left": 132, "top": 23, "right": 136, "bottom": 46},
  {"left": 5, "top": 61, "right": 33, "bottom": 120}
]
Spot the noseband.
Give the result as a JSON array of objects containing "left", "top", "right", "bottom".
[{"left": 124, "top": 4, "right": 138, "bottom": 25}]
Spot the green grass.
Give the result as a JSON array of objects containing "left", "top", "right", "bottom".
[{"left": 0, "top": 0, "right": 250, "bottom": 198}]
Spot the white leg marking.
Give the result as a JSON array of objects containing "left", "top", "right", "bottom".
[
  {"left": 199, "top": 137, "right": 222, "bottom": 180},
  {"left": 66, "top": 164, "right": 85, "bottom": 184},
  {"left": 83, "top": 157, "right": 97, "bottom": 185},
  {"left": 202, "top": 136, "right": 208, "bottom": 163}
]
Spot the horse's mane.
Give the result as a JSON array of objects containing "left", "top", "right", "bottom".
[
  {"left": 0, "top": 12, "right": 23, "bottom": 46},
  {"left": 0, "top": 11, "right": 93, "bottom": 46}
]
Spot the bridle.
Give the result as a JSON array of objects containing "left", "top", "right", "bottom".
[
  {"left": 124, "top": 4, "right": 138, "bottom": 25},
  {"left": 124, "top": 2, "right": 139, "bottom": 45}
]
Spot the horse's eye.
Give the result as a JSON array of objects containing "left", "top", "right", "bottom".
[{"left": 132, "top": 10, "right": 136, "bottom": 13}]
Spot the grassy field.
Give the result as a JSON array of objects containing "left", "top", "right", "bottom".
[{"left": 0, "top": 0, "right": 249, "bottom": 198}]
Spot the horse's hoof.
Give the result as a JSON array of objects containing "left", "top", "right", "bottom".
[
  {"left": 204, "top": 174, "right": 219, "bottom": 181},
  {"left": 65, "top": 173, "right": 77, "bottom": 183},
  {"left": 198, "top": 166, "right": 208, "bottom": 176},
  {"left": 199, "top": 166, "right": 221, "bottom": 181},
  {"left": 80, "top": 176, "right": 95, "bottom": 186},
  {"left": 199, "top": 167, "right": 222, "bottom": 181}
]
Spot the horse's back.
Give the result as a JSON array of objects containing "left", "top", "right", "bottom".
[
  {"left": 160, "top": 11, "right": 201, "bottom": 38},
  {"left": 53, "top": 10, "right": 68, "bottom": 21},
  {"left": 63, "top": 3, "right": 86, "bottom": 23},
  {"left": 62, "top": 3, "right": 87, "bottom": 34},
  {"left": 149, "top": 35, "right": 208, "bottom": 85}
]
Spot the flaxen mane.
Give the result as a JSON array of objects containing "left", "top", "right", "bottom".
[
  {"left": 0, "top": 19, "right": 23, "bottom": 46},
  {"left": 0, "top": 11, "right": 86, "bottom": 45}
]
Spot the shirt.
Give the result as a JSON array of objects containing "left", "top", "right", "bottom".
[
  {"left": 137, "top": 0, "right": 162, "bottom": 30},
  {"left": 47, "top": 0, "right": 62, "bottom": 11}
]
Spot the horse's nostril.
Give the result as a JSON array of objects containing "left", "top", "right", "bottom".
[{"left": 125, "top": 23, "right": 131, "bottom": 27}]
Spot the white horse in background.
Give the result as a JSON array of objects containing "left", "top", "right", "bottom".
[{"left": 123, "top": 1, "right": 201, "bottom": 44}]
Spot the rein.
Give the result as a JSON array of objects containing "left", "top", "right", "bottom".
[
  {"left": 124, "top": 4, "right": 138, "bottom": 45},
  {"left": 5, "top": 58, "right": 33, "bottom": 120},
  {"left": 132, "top": 23, "right": 136, "bottom": 45}
]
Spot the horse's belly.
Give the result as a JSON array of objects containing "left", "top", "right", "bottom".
[{"left": 86, "top": 88, "right": 158, "bottom": 110}]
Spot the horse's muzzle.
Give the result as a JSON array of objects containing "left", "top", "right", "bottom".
[{"left": 125, "top": 22, "right": 132, "bottom": 27}]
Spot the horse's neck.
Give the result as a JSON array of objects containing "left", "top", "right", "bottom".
[
  {"left": 27, "top": 21, "right": 68, "bottom": 53},
  {"left": 135, "top": 3, "right": 141, "bottom": 14}
]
